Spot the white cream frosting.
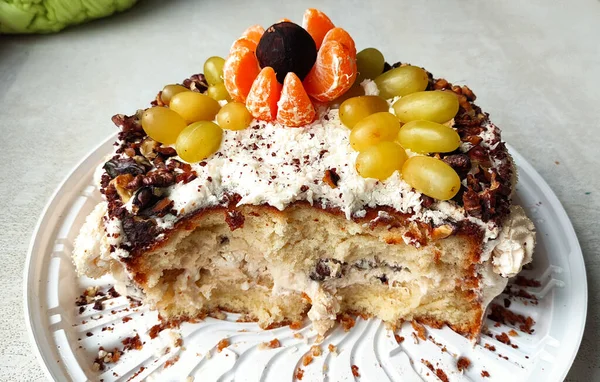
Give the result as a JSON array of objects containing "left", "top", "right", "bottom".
[
  {"left": 489, "top": 205, "right": 536, "bottom": 277},
  {"left": 159, "top": 108, "right": 498, "bottom": 240}
]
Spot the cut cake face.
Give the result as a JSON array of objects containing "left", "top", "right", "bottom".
[{"left": 73, "top": 8, "right": 535, "bottom": 339}]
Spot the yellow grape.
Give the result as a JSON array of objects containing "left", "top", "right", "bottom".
[
  {"left": 176, "top": 121, "right": 223, "bottom": 162},
  {"left": 208, "top": 83, "right": 232, "bottom": 101},
  {"left": 160, "top": 84, "right": 189, "bottom": 105},
  {"left": 355, "top": 142, "right": 408, "bottom": 180},
  {"left": 141, "top": 106, "right": 187, "bottom": 144},
  {"left": 339, "top": 95, "right": 389, "bottom": 129},
  {"left": 216, "top": 102, "right": 253, "bottom": 130},
  {"left": 374, "top": 65, "right": 428, "bottom": 99},
  {"left": 402, "top": 156, "right": 461, "bottom": 200},
  {"left": 355, "top": 48, "right": 385, "bottom": 83},
  {"left": 392, "top": 91, "right": 459, "bottom": 123},
  {"left": 169, "top": 91, "right": 221, "bottom": 124},
  {"left": 397, "top": 120, "right": 461, "bottom": 153},
  {"left": 350, "top": 112, "right": 401, "bottom": 151},
  {"left": 204, "top": 56, "right": 226, "bottom": 86}
]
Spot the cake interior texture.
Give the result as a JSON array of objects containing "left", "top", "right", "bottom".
[{"left": 78, "top": 199, "right": 519, "bottom": 337}]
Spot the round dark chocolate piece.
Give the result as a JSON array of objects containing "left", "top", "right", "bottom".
[{"left": 256, "top": 22, "right": 317, "bottom": 83}]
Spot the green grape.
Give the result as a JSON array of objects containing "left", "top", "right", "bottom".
[
  {"left": 141, "top": 106, "right": 187, "bottom": 144},
  {"left": 402, "top": 156, "right": 461, "bottom": 200},
  {"left": 355, "top": 142, "right": 407, "bottom": 180},
  {"left": 216, "top": 102, "right": 253, "bottom": 131},
  {"left": 339, "top": 95, "right": 389, "bottom": 129},
  {"left": 204, "top": 56, "right": 226, "bottom": 86},
  {"left": 392, "top": 91, "right": 459, "bottom": 123},
  {"left": 350, "top": 112, "right": 401, "bottom": 151},
  {"left": 208, "top": 83, "right": 232, "bottom": 101},
  {"left": 356, "top": 48, "right": 385, "bottom": 83},
  {"left": 374, "top": 66, "right": 428, "bottom": 99},
  {"left": 169, "top": 91, "right": 221, "bottom": 124},
  {"left": 329, "top": 82, "right": 365, "bottom": 108},
  {"left": 160, "top": 84, "right": 190, "bottom": 105},
  {"left": 397, "top": 120, "right": 461, "bottom": 153},
  {"left": 176, "top": 121, "right": 223, "bottom": 162}
]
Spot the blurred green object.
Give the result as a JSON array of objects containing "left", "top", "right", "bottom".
[{"left": 0, "top": 0, "right": 138, "bottom": 34}]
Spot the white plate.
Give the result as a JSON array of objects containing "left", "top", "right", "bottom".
[{"left": 24, "top": 134, "right": 587, "bottom": 382}]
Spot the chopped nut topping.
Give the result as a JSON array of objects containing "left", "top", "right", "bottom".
[
  {"left": 258, "top": 339, "right": 281, "bottom": 350},
  {"left": 216, "top": 338, "right": 230, "bottom": 352},
  {"left": 431, "top": 224, "right": 455, "bottom": 240},
  {"left": 411, "top": 321, "right": 427, "bottom": 341},
  {"left": 457, "top": 356, "right": 471, "bottom": 372},
  {"left": 322, "top": 168, "right": 340, "bottom": 188}
]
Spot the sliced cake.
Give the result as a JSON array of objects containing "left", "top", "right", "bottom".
[{"left": 73, "top": 9, "right": 535, "bottom": 338}]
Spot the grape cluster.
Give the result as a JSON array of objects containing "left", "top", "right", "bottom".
[
  {"left": 141, "top": 57, "right": 253, "bottom": 163},
  {"left": 342, "top": 48, "right": 463, "bottom": 200}
]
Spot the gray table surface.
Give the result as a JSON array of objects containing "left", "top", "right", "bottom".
[{"left": 1, "top": 0, "right": 598, "bottom": 380}]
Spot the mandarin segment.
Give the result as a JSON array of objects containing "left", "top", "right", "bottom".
[
  {"left": 303, "top": 40, "right": 357, "bottom": 102},
  {"left": 302, "top": 8, "right": 335, "bottom": 49},
  {"left": 241, "top": 24, "right": 265, "bottom": 44},
  {"left": 230, "top": 37, "right": 258, "bottom": 53},
  {"left": 246, "top": 67, "right": 282, "bottom": 121},
  {"left": 322, "top": 27, "right": 356, "bottom": 57},
  {"left": 277, "top": 72, "right": 316, "bottom": 127},
  {"left": 223, "top": 47, "right": 261, "bottom": 103},
  {"left": 278, "top": 17, "right": 292, "bottom": 23}
]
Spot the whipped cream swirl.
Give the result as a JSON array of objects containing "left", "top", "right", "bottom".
[{"left": 490, "top": 205, "right": 536, "bottom": 277}]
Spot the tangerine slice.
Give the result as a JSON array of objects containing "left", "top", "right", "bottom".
[
  {"left": 230, "top": 36, "right": 258, "bottom": 53},
  {"left": 303, "top": 40, "right": 357, "bottom": 102},
  {"left": 277, "top": 72, "right": 316, "bottom": 127},
  {"left": 241, "top": 24, "right": 265, "bottom": 45},
  {"left": 322, "top": 27, "right": 356, "bottom": 57},
  {"left": 302, "top": 8, "right": 335, "bottom": 49},
  {"left": 278, "top": 18, "right": 292, "bottom": 23},
  {"left": 246, "top": 67, "right": 282, "bottom": 121},
  {"left": 223, "top": 47, "right": 261, "bottom": 103}
]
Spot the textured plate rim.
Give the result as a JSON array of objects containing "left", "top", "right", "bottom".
[
  {"left": 23, "top": 133, "right": 117, "bottom": 382},
  {"left": 23, "top": 134, "right": 588, "bottom": 381},
  {"left": 507, "top": 144, "right": 588, "bottom": 381}
]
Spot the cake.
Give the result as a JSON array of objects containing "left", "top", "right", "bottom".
[{"left": 73, "top": 9, "right": 536, "bottom": 338}]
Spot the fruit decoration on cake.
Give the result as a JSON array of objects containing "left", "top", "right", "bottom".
[
  {"left": 139, "top": 8, "right": 469, "bottom": 200},
  {"left": 224, "top": 9, "right": 357, "bottom": 126},
  {"left": 73, "top": 8, "right": 536, "bottom": 347}
]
